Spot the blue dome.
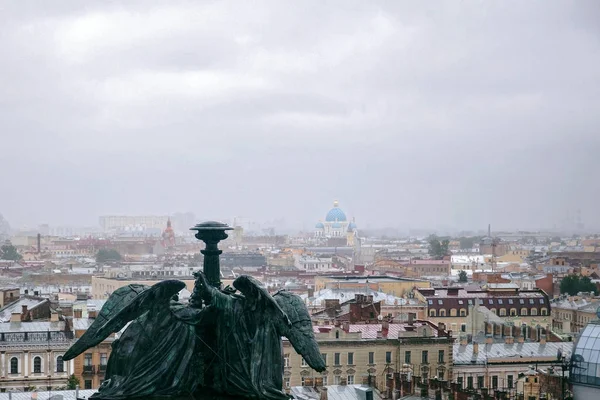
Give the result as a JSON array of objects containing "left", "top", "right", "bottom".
[
  {"left": 315, "top": 222, "right": 324, "bottom": 229},
  {"left": 325, "top": 201, "right": 347, "bottom": 222},
  {"left": 332, "top": 222, "right": 342, "bottom": 229},
  {"left": 348, "top": 222, "right": 357, "bottom": 230}
]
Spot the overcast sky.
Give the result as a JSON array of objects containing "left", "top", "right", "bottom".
[{"left": 1, "top": 1, "right": 599, "bottom": 232}]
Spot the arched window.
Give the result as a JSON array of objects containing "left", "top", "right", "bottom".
[
  {"left": 521, "top": 308, "right": 528, "bottom": 316},
  {"left": 541, "top": 308, "right": 548, "bottom": 316},
  {"left": 33, "top": 356, "right": 42, "bottom": 373},
  {"left": 10, "top": 357, "right": 18, "bottom": 374},
  {"left": 460, "top": 309, "right": 467, "bottom": 317},
  {"left": 429, "top": 309, "right": 437, "bottom": 317},
  {"left": 510, "top": 308, "right": 517, "bottom": 316},
  {"left": 490, "top": 308, "right": 497, "bottom": 314},
  {"left": 450, "top": 309, "right": 457, "bottom": 317},
  {"left": 335, "top": 331, "right": 339, "bottom": 339},
  {"left": 439, "top": 309, "right": 446, "bottom": 317},
  {"left": 56, "top": 356, "right": 64, "bottom": 373},
  {"left": 531, "top": 308, "right": 538, "bottom": 316},
  {"left": 499, "top": 309, "right": 506, "bottom": 316}
]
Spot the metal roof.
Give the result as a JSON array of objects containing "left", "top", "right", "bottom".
[
  {"left": 453, "top": 342, "right": 574, "bottom": 365},
  {"left": 0, "top": 321, "right": 65, "bottom": 333},
  {"left": 0, "top": 389, "right": 97, "bottom": 399}
]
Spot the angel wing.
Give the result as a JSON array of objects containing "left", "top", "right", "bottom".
[
  {"left": 273, "top": 290, "right": 326, "bottom": 372},
  {"left": 63, "top": 280, "right": 185, "bottom": 361}
]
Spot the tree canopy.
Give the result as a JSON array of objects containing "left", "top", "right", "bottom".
[
  {"left": 428, "top": 235, "right": 450, "bottom": 259},
  {"left": 0, "top": 243, "right": 22, "bottom": 261},
  {"left": 67, "top": 374, "right": 80, "bottom": 390},
  {"left": 560, "top": 274, "right": 599, "bottom": 296},
  {"left": 96, "top": 248, "right": 122, "bottom": 263},
  {"left": 458, "top": 270, "right": 468, "bottom": 283}
]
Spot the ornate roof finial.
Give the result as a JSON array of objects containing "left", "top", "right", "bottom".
[{"left": 333, "top": 200, "right": 339, "bottom": 208}]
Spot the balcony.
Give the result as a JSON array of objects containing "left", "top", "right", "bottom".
[
  {"left": 82, "top": 365, "right": 95, "bottom": 375},
  {"left": 98, "top": 364, "right": 108, "bottom": 374}
]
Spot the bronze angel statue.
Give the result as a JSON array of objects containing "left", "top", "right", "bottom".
[{"left": 63, "top": 272, "right": 326, "bottom": 399}]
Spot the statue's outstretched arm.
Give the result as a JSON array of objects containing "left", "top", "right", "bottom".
[{"left": 193, "top": 271, "right": 233, "bottom": 310}]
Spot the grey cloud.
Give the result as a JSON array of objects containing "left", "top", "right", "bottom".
[{"left": 0, "top": 0, "right": 598, "bottom": 232}]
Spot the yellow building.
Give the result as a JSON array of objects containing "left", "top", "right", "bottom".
[
  {"left": 283, "top": 320, "right": 453, "bottom": 393},
  {"left": 314, "top": 276, "right": 430, "bottom": 297},
  {"left": 91, "top": 276, "right": 234, "bottom": 299}
]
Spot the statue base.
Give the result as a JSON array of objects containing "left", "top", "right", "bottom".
[{"left": 85, "top": 387, "right": 291, "bottom": 400}]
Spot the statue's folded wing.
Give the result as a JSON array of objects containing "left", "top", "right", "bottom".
[
  {"left": 63, "top": 280, "right": 185, "bottom": 361},
  {"left": 273, "top": 290, "right": 326, "bottom": 372}
]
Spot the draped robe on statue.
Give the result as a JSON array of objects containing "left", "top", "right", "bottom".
[{"left": 199, "top": 287, "right": 289, "bottom": 400}]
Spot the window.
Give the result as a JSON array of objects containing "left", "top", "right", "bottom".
[
  {"left": 521, "top": 308, "right": 528, "bottom": 316},
  {"left": 422, "top": 351, "right": 428, "bottom": 364},
  {"left": 335, "top": 331, "right": 340, "bottom": 339},
  {"left": 301, "top": 358, "right": 308, "bottom": 367},
  {"left": 438, "top": 370, "right": 444, "bottom": 380},
  {"left": 347, "top": 375, "right": 354, "bottom": 385},
  {"left": 499, "top": 308, "right": 506, "bottom": 316},
  {"left": 541, "top": 308, "right": 548, "bottom": 316},
  {"left": 368, "top": 352, "right": 374, "bottom": 364},
  {"left": 461, "top": 324, "right": 466, "bottom": 332},
  {"left": 467, "top": 376, "right": 473, "bottom": 389},
  {"left": 468, "top": 299, "right": 473, "bottom": 305},
  {"left": 508, "top": 299, "right": 514, "bottom": 304},
  {"left": 540, "top": 298, "right": 545, "bottom": 304},
  {"left": 100, "top": 353, "right": 108, "bottom": 366},
  {"left": 530, "top": 299, "right": 535, "bottom": 304},
  {"left": 322, "top": 376, "right": 328, "bottom": 386},
  {"left": 56, "top": 356, "right": 64, "bottom": 373},
  {"left": 84, "top": 380, "right": 92, "bottom": 390},
  {"left": 460, "top": 309, "right": 466, "bottom": 317},
  {"left": 347, "top": 352, "right": 354, "bottom": 365},
  {"left": 477, "top": 376, "right": 484, "bottom": 388},
  {"left": 334, "top": 375, "right": 341, "bottom": 385},
  {"left": 284, "top": 354, "right": 290, "bottom": 367},
  {"left": 429, "top": 309, "right": 436, "bottom": 317},
  {"left": 84, "top": 353, "right": 92, "bottom": 366},
  {"left": 33, "top": 356, "right": 42, "bottom": 373},
  {"left": 507, "top": 375, "right": 514, "bottom": 388},
  {"left": 520, "top": 299, "right": 525, "bottom": 304},
  {"left": 10, "top": 357, "right": 18, "bottom": 374},
  {"left": 531, "top": 308, "right": 538, "bottom": 316},
  {"left": 488, "top": 299, "right": 493, "bottom": 305},
  {"left": 492, "top": 375, "right": 498, "bottom": 389},
  {"left": 457, "top": 376, "right": 463, "bottom": 388},
  {"left": 458, "top": 300, "right": 464, "bottom": 305},
  {"left": 405, "top": 351, "right": 411, "bottom": 364},
  {"left": 284, "top": 377, "right": 290, "bottom": 388},
  {"left": 438, "top": 350, "right": 444, "bottom": 363},
  {"left": 439, "top": 309, "right": 446, "bottom": 317},
  {"left": 334, "top": 353, "right": 340, "bottom": 366},
  {"left": 301, "top": 377, "right": 306, "bottom": 386},
  {"left": 438, "top": 300, "right": 443, "bottom": 305},
  {"left": 386, "top": 351, "right": 392, "bottom": 364},
  {"left": 428, "top": 300, "right": 433, "bottom": 305},
  {"left": 498, "top": 299, "right": 503, "bottom": 304}
]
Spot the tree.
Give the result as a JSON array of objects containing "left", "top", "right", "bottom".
[
  {"left": 458, "top": 270, "right": 468, "bottom": 283},
  {"left": 0, "top": 243, "right": 22, "bottom": 261},
  {"left": 428, "top": 235, "right": 449, "bottom": 259},
  {"left": 96, "top": 248, "right": 122, "bottom": 263},
  {"left": 560, "top": 274, "right": 599, "bottom": 296},
  {"left": 67, "top": 374, "right": 80, "bottom": 390},
  {"left": 458, "top": 237, "right": 476, "bottom": 250}
]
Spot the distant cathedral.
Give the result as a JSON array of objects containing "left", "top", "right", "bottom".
[{"left": 314, "top": 200, "right": 357, "bottom": 246}]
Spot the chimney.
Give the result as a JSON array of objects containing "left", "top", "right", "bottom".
[
  {"left": 37, "top": 233, "right": 41, "bottom": 254},
  {"left": 473, "top": 342, "right": 479, "bottom": 354},
  {"left": 314, "top": 377, "right": 323, "bottom": 387},
  {"left": 73, "top": 309, "right": 82, "bottom": 319},
  {"left": 540, "top": 335, "right": 547, "bottom": 345},
  {"left": 10, "top": 312, "right": 21, "bottom": 323},
  {"left": 88, "top": 309, "right": 97, "bottom": 319},
  {"left": 486, "top": 334, "right": 493, "bottom": 344},
  {"left": 21, "top": 305, "right": 28, "bottom": 314},
  {"left": 505, "top": 336, "right": 514, "bottom": 344},
  {"left": 459, "top": 335, "right": 468, "bottom": 346},
  {"left": 320, "top": 387, "right": 328, "bottom": 400},
  {"left": 51, "top": 311, "right": 59, "bottom": 322},
  {"left": 518, "top": 335, "right": 525, "bottom": 343}
]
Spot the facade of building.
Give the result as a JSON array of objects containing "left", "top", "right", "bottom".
[
  {"left": 314, "top": 276, "right": 430, "bottom": 297},
  {"left": 0, "top": 315, "right": 74, "bottom": 391},
  {"left": 99, "top": 215, "right": 170, "bottom": 233},
  {"left": 415, "top": 286, "right": 551, "bottom": 335},
  {"left": 551, "top": 294, "right": 600, "bottom": 335},
  {"left": 282, "top": 320, "right": 454, "bottom": 394}
]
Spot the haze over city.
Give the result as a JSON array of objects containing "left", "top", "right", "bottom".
[{"left": 1, "top": 1, "right": 599, "bottom": 232}]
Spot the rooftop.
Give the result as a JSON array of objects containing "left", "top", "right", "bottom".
[{"left": 453, "top": 342, "right": 573, "bottom": 365}]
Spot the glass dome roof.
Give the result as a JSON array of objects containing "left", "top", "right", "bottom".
[{"left": 571, "top": 320, "right": 600, "bottom": 386}]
